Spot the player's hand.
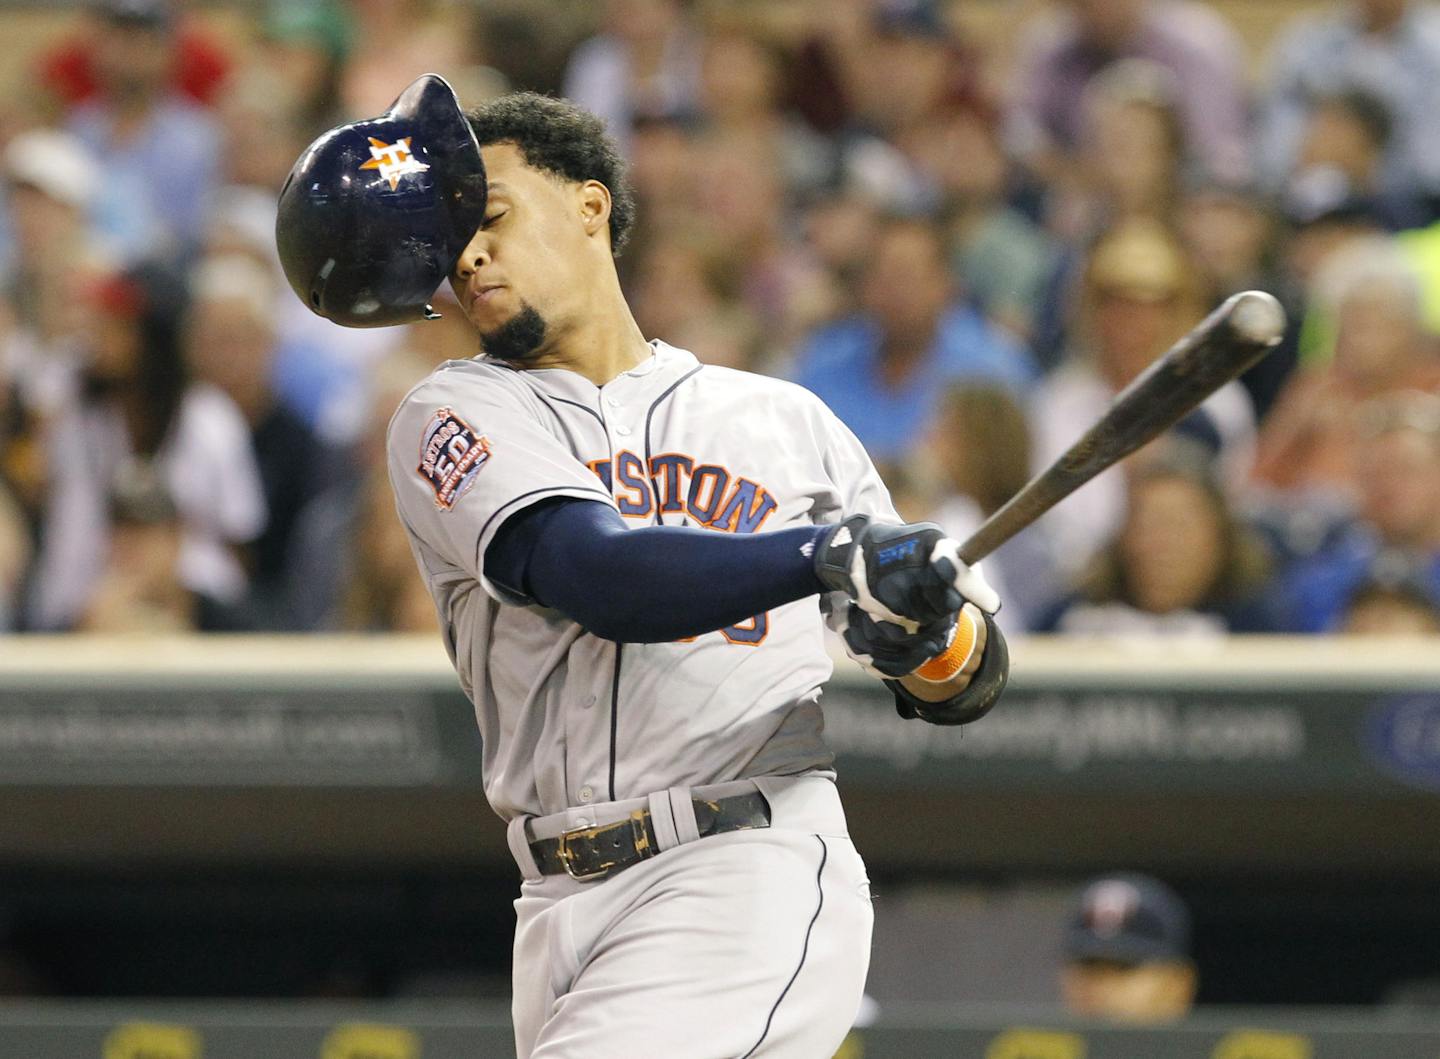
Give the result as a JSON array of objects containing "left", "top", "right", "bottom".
[
  {"left": 839, "top": 603, "right": 957, "bottom": 679},
  {"left": 910, "top": 602, "right": 988, "bottom": 686},
  {"left": 814, "top": 515, "right": 999, "bottom": 631},
  {"left": 898, "top": 608, "right": 1010, "bottom": 727}
]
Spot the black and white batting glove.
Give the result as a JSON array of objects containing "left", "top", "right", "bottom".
[
  {"left": 814, "top": 515, "right": 1000, "bottom": 631},
  {"left": 838, "top": 603, "right": 958, "bottom": 679}
]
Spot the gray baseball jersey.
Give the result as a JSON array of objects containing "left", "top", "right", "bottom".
[{"left": 386, "top": 340, "right": 898, "bottom": 822}]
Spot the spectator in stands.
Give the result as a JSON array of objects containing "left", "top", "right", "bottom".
[
  {"left": 1293, "top": 89, "right": 1428, "bottom": 232},
  {"left": 1341, "top": 560, "right": 1440, "bottom": 633},
  {"left": 78, "top": 461, "right": 194, "bottom": 632},
  {"left": 1283, "top": 170, "right": 1391, "bottom": 297},
  {"left": 926, "top": 384, "right": 1061, "bottom": 632},
  {"left": 0, "top": 306, "right": 46, "bottom": 542},
  {"left": 342, "top": 469, "right": 439, "bottom": 632},
  {"left": 630, "top": 232, "right": 761, "bottom": 372},
  {"left": 1182, "top": 177, "right": 1280, "bottom": 310},
  {"left": 1399, "top": 211, "right": 1440, "bottom": 338},
  {"left": 1254, "top": 239, "right": 1440, "bottom": 497},
  {"left": 848, "top": 0, "right": 980, "bottom": 141},
  {"left": 190, "top": 177, "right": 395, "bottom": 449},
  {"left": 339, "top": 0, "right": 474, "bottom": 119},
  {"left": 899, "top": 101, "right": 1057, "bottom": 342},
  {"left": 695, "top": 31, "right": 832, "bottom": 201},
  {"left": 793, "top": 216, "right": 1035, "bottom": 467},
  {"left": 1274, "top": 170, "right": 1411, "bottom": 396},
  {"left": 1, "top": 130, "right": 108, "bottom": 417},
  {"left": 563, "top": 0, "right": 703, "bottom": 152},
  {"left": 183, "top": 255, "right": 355, "bottom": 630},
  {"left": 623, "top": 117, "right": 701, "bottom": 248},
  {"left": 1061, "top": 873, "right": 1197, "bottom": 1023},
  {"left": 1272, "top": 391, "right": 1440, "bottom": 632},
  {"left": 0, "top": 415, "right": 44, "bottom": 611},
  {"left": 1044, "top": 441, "right": 1272, "bottom": 636},
  {"left": 67, "top": 0, "right": 221, "bottom": 263},
  {"left": 775, "top": 193, "right": 888, "bottom": 365},
  {"left": 1031, "top": 61, "right": 1195, "bottom": 362},
  {"left": 789, "top": 0, "right": 984, "bottom": 144},
  {"left": 216, "top": 71, "right": 310, "bottom": 198},
  {"left": 1007, "top": 0, "right": 1248, "bottom": 190},
  {"left": 1031, "top": 219, "right": 1255, "bottom": 574},
  {"left": 1078, "top": 61, "right": 1187, "bottom": 228},
  {"left": 1298, "top": 91, "right": 1389, "bottom": 199},
  {"left": 472, "top": 0, "right": 574, "bottom": 97},
  {"left": 38, "top": 0, "right": 231, "bottom": 114},
  {"left": 25, "top": 264, "right": 266, "bottom": 631},
  {"left": 256, "top": 0, "right": 352, "bottom": 137},
  {"left": 338, "top": 351, "right": 439, "bottom": 632},
  {"left": 694, "top": 132, "right": 834, "bottom": 353},
  {"left": 810, "top": 8, "right": 968, "bottom": 217},
  {"left": 798, "top": 192, "right": 880, "bottom": 310},
  {"left": 1176, "top": 172, "right": 1302, "bottom": 420},
  {"left": 1256, "top": 0, "right": 1440, "bottom": 202},
  {"left": 0, "top": 481, "right": 28, "bottom": 632}
]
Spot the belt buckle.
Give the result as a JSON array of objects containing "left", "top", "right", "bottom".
[{"left": 556, "top": 811, "right": 651, "bottom": 882}]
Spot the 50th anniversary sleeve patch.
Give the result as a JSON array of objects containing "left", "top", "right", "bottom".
[{"left": 417, "top": 407, "right": 490, "bottom": 510}]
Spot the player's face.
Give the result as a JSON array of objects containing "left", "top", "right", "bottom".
[
  {"left": 1061, "top": 959, "right": 1195, "bottom": 1022},
  {"left": 449, "top": 144, "right": 613, "bottom": 361}
]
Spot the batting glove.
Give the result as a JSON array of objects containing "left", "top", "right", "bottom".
[
  {"left": 890, "top": 610, "right": 1010, "bottom": 727},
  {"left": 839, "top": 603, "right": 958, "bottom": 679},
  {"left": 815, "top": 515, "right": 1000, "bottom": 631}
]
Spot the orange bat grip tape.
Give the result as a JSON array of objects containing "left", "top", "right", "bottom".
[{"left": 914, "top": 609, "right": 978, "bottom": 683}]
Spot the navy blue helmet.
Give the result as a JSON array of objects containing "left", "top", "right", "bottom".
[{"left": 275, "top": 74, "right": 487, "bottom": 328}]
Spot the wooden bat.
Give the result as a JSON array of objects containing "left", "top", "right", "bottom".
[{"left": 956, "top": 290, "right": 1286, "bottom": 566}]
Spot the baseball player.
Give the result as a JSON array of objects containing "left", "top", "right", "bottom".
[{"left": 276, "top": 76, "right": 1010, "bottom": 1058}]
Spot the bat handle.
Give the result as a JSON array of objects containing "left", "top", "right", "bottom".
[{"left": 955, "top": 522, "right": 1005, "bottom": 568}]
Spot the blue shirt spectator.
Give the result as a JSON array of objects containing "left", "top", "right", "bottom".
[
  {"left": 1268, "top": 393, "right": 1440, "bottom": 631},
  {"left": 793, "top": 218, "right": 1035, "bottom": 463},
  {"left": 66, "top": 2, "right": 220, "bottom": 263},
  {"left": 71, "top": 97, "right": 219, "bottom": 264},
  {"left": 1274, "top": 530, "right": 1440, "bottom": 632},
  {"left": 795, "top": 306, "right": 1033, "bottom": 462}
]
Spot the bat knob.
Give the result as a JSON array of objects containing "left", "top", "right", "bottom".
[{"left": 1228, "top": 290, "right": 1287, "bottom": 348}]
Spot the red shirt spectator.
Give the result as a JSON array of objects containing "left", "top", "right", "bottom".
[{"left": 38, "top": 1, "right": 230, "bottom": 111}]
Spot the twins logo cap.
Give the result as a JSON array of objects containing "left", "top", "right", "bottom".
[{"left": 1064, "top": 873, "right": 1192, "bottom": 965}]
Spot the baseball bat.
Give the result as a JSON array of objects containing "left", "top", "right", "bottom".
[{"left": 955, "top": 290, "right": 1286, "bottom": 566}]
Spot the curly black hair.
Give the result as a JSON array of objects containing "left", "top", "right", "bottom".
[{"left": 466, "top": 92, "right": 636, "bottom": 256}]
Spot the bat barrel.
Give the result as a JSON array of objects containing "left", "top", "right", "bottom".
[{"left": 1227, "top": 290, "right": 1287, "bottom": 347}]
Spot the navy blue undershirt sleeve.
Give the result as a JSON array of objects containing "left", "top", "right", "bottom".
[{"left": 485, "top": 497, "right": 830, "bottom": 643}]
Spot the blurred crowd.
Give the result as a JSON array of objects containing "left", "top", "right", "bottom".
[{"left": 3, "top": 0, "right": 1440, "bottom": 637}]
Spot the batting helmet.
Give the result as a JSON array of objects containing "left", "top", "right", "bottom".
[{"left": 275, "top": 74, "right": 487, "bottom": 328}]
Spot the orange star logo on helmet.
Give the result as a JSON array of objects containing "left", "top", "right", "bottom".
[{"left": 359, "top": 136, "right": 430, "bottom": 191}]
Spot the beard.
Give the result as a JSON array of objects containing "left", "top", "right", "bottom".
[{"left": 478, "top": 302, "right": 548, "bottom": 363}]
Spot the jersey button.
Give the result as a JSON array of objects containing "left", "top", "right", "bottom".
[
  {"left": 582, "top": 694, "right": 596, "bottom": 709},
  {"left": 614, "top": 425, "right": 631, "bottom": 437},
  {"left": 604, "top": 396, "right": 620, "bottom": 409},
  {"left": 578, "top": 785, "right": 594, "bottom": 802}
]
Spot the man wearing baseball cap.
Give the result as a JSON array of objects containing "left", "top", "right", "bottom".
[{"left": 1061, "top": 872, "right": 1198, "bottom": 1023}]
